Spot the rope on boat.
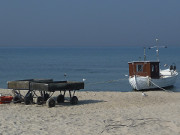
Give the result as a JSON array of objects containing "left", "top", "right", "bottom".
[
  {"left": 148, "top": 79, "right": 173, "bottom": 92},
  {"left": 86, "top": 78, "right": 127, "bottom": 86}
]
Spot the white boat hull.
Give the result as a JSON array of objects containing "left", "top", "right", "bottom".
[{"left": 129, "top": 69, "right": 178, "bottom": 90}]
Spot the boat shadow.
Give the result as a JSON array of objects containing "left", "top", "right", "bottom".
[{"left": 132, "top": 86, "right": 175, "bottom": 92}]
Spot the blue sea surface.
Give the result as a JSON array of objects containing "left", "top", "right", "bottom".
[{"left": 0, "top": 46, "right": 179, "bottom": 92}]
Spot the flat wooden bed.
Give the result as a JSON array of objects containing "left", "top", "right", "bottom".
[{"left": 7, "top": 79, "right": 84, "bottom": 107}]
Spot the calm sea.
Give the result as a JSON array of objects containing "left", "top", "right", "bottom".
[{"left": 0, "top": 46, "right": 179, "bottom": 92}]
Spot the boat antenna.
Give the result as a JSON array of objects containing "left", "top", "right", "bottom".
[{"left": 149, "top": 39, "right": 167, "bottom": 61}]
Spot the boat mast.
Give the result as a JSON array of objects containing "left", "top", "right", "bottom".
[
  {"left": 156, "top": 38, "right": 159, "bottom": 61},
  {"left": 144, "top": 47, "right": 146, "bottom": 61},
  {"left": 149, "top": 39, "right": 167, "bottom": 61}
]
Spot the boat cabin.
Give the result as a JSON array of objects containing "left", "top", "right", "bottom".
[{"left": 128, "top": 61, "right": 160, "bottom": 79}]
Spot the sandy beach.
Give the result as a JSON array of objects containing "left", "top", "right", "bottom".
[{"left": 0, "top": 89, "right": 180, "bottom": 135}]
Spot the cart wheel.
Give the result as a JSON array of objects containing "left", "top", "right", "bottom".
[
  {"left": 24, "top": 97, "right": 31, "bottom": 105},
  {"left": 13, "top": 95, "right": 21, "bottom": 103},
  {"left": 70, "top": 96, "right": 78, "bottom": 105},
  {"left": 37, "top": 96, "right": 44, "bottom": 105},
  {"left": 24, "top": 94, "right": 33, "bottom": 105},
  {"left": 46, "top": 98, "right": 55, "bottom": 108},
  {"left": 57, "top": 94, "right": 64, "bottom": 103},
  {"left": 44, "top": 93, "right": 49, "bottom": 101}
]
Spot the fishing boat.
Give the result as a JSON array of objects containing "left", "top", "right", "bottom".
[{"left": 128, "top": 39, "right": 178, "bottom": 90}]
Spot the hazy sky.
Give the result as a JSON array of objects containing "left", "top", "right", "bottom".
[{"left": 0, "top": 0, "right": 180, "bottom": 47}]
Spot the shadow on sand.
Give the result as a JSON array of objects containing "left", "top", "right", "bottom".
[
  {"left": 132, "top": 86, "right": 175, "bottom": 92},
  {"left": 78, "top": 99, "right": 105, "bottom": 105},
  {"left": 55, "top": 99, "right": 105, "bottom": 107}
]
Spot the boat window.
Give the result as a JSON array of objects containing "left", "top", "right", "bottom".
[
  {"left": 151, "top": 64, "right": 159, "bottom": 73},
  {"left": 152, "top": 65, "right": 155, "bottom": 72},
  {"left": 155, "top": 65, "right": 158, "bottom": 72},
  {"left": 136, "top": 64, "right": 143, "bottom": 72}
]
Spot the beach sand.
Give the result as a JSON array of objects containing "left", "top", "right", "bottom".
[{"left": 0, "top": 89, "right": 180, "bottom": 135}]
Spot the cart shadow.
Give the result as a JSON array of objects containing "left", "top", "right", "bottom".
[
  {"left": 56, "top": 99, "right": 105, "bottom": 107},
  {"left": 78, "top": 99, "right": 106, "bottom": 105}
]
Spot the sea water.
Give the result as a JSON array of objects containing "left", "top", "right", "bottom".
[{"left": 0, "top": 46, "right": 179, "bottom": 92}]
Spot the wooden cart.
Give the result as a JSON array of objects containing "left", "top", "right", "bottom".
[{"left": 7, "top": 79, "right": 84, "bottom": 107}]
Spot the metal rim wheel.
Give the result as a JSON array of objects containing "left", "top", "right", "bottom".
[
  {"left": 57, "top": 94, "right": 64, "bottom": 103},
  {"left": 46, "top": 98, "right": 55, "bottom": 108},
  {"left": 70, "top": 96, "right": 78, "bottom": 105},
  {"left": 36, "top": 96, "right": 44, "bottom": 105}
]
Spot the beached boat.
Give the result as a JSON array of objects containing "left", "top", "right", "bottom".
[
  {"left": 128, "top": 40, "right": 178, "bottom": 90},
  {"left": 128, "top": 61, "right": 178, "bottom": 90}
]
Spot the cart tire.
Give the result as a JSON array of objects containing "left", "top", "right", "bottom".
[
  {"left": 13, "top": 95, "right": 21, "bottom": 103},
  {"left": 24, "top": 94, "right": 33, "bottom": 105},
  {"left": 70, "top": 96, "right": 78, "bottom": 105},
  {"left": 24, "top": 97, "right": 31, "bottom": 105},
  {"left": 46, "top": 98, "right": 55, "bottom": 108},
  {"left": 37, "top": 96, "right": 44, "bottom": 105},
  {"left": 44, "top": 93, "right": 49, "bottom": 101},
  {"left": 57, "top": 94, "right": 64, "bottom": 103}
]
